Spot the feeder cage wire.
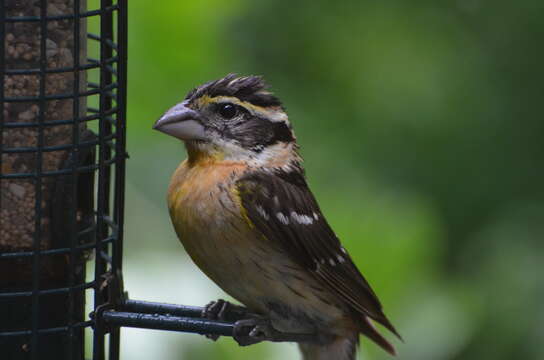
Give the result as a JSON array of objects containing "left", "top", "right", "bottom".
[{"left": 0, "top": 0, "right": 127, "bottom": 359}]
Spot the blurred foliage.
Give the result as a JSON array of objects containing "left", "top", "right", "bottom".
[{"left": 119, "top": 1, "right": 544, "bottom": 359}]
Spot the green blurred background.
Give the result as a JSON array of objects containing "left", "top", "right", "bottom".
[{"left": 117, "top": 1, "right": 544, "bottom": 359}]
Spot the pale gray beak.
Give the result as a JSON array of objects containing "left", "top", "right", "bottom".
[{"left": 153, "top": 101, "right": 207, "bottom": 141}]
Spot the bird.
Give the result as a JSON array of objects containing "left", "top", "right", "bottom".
[{"left": 153, "top": 74, "right": 400, "bottom": 360}]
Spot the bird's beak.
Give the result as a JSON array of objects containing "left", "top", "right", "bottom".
[{"left": 153, "top": 101, "right": 207, "bottom": 141}]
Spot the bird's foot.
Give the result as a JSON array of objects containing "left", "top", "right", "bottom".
[
  {"left": 202, "top": 299, "right": 253, "bottom": 322},
  {"left": 201, "top": 299, "right": 253, "bottom": 341},
  {"left": 233, "top": 317, "right": 281, "bottom": 346}
]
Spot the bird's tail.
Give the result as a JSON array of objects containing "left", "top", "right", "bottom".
[
  {"left": 298, "top": 316, "right": 397, "bottom": 359},
  {"left": 298, "top": 334, "right": 358, "bottom": 360},
  {"left": 359, "top": 315, "right": 397, "bottom": 356}
]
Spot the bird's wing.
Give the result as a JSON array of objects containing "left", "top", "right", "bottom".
[{"left": 236, "top": 168, "right": 399, "bottom": 337}]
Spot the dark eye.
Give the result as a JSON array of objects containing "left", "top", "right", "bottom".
[{"left": 218, "top": 103, "right": 237, "bottom": 119}]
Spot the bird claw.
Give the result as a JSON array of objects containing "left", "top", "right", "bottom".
[
  {"left": 202, "top": 300, "right": 317, "bottom": 345},
  {"left": 202, "top": 299, "right": 229, "bottom": 320},
  {"left": 233, "top": 318, "right": 280, "bottom": 346},
  {"left": 201, "top": 299, "right": 227, "bottom": 341},
  {"left": 201, "top": 299, "right": 253, "bottom": 341},
  {"left": 202, "top": 299, "right": 253, "bottom": 321}
]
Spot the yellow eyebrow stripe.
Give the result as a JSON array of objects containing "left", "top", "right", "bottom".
[{"left": 197, "top": 95, "right": 288, "bottom": 122}]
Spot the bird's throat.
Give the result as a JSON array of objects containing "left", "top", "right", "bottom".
[{"left": 185, "top": 140, "right": 227, "bottom": 166}]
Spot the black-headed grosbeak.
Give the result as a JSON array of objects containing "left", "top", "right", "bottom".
[{"left": 153, "top": 74, "right": 400, "bottom": 360}]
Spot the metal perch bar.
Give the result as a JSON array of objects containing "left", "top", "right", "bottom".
[
  {"left": 98, "top": 299, "right": 318, "bottom": 343},
  {"left": 122, "top": 299, "right": 204, "bottom": 318},
  {"left": 101, "top": 311, "right": 235, "bottom": 337}
]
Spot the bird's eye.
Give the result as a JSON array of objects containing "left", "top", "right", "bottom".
[{"left": 218, "top": 103, "right": 237, "bottom": 119}]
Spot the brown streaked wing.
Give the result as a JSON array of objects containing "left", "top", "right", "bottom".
[{"left": 236, "top": 168, "right": 399, "bottom": 338}]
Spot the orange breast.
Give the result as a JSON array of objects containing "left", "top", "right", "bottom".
[
  {"left": 167, "top": 159, "right": 250, "bottom": 230},
  {"left": 167, "top": 159, "right": 259, "bottom": 294}
]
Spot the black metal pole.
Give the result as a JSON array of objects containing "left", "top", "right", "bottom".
[
  {"left": 96, "top": 299, "right": 318, "bottom": 344},
  {"left": 103, "top": 311, "right": 236, "bottom": 337}
]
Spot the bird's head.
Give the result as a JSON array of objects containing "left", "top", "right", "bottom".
[{"left": 154, "top": 74, "right": 298, "bottom": 166}]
